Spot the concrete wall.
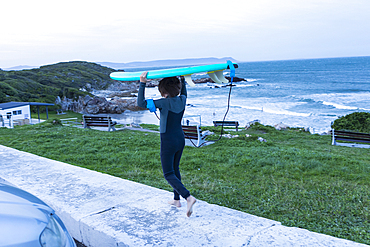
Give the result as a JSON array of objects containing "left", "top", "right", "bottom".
[{"left": 0, "top": 145, "right": 368, "bottom": 247}]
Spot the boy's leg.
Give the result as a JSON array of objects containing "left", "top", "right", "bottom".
[
  {"left": 173, "top": 149, "right": 183, "bottom": 200},
  {"left": 161, "top": 150, "right": 190, "bottom": 200}
]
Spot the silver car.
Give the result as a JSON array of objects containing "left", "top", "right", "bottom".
[{"left": 0, "top": 181, "right": 76, "bottom": 247}]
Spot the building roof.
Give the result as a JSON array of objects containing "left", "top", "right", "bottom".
[{"left": 0, "top": 102, "right": 54, "bottom": 110}]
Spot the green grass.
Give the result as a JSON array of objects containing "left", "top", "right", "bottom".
[
  {"left": 0, "top": 121, "right": 369, "bottom": 244},
  {"left": 31, "top": 110, "right": 84, "bottom": 122}
]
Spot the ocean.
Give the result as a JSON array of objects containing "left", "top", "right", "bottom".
[{"left": 112, "top": 56, "right": 370, "bottom": 134}]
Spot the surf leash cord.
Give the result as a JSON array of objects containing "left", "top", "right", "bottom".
[
  {"left": 220, "top": 60, "right": 236, "bottom": 138},
  {"left": 196, "top": 60, "right": 236, "bottom": 147}
]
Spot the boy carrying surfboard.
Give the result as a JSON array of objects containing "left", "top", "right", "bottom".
[{"left": 137, "top": 72, "right": 196, "bottom": 217}]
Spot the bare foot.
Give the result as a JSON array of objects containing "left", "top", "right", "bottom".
[
  {"left": 186, "top": 196, "right": 196, "bottom": 217},
  {"left": 168, "top": 200, "right": 181, "bottom": 208}
]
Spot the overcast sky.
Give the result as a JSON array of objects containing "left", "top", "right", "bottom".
[{"left": 1, "top": 0, "right": 369, "bottom": 68}]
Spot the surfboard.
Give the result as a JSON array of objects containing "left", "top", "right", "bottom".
[{"left": 109, "top": 61, "right": 238, "bottom": 87}]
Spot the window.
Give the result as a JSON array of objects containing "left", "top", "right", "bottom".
[{"left": 11, "top": 110, "right": 22, "bottom": 115}]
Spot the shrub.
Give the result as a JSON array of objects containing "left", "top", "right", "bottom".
[{"left": 331, "top": 112, "right": 370, "bottom": 133}]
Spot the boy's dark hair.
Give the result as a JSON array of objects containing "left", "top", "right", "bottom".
[{"left": 158, "top": 77, "right": 182, "bottom": 97}]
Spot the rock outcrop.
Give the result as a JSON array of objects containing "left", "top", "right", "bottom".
[
  {"left": 54, "top": 76, "right": 246, "bottom": 115},
  {"left": 55, "top": 95, "right": 144, "bottom": 115},
  {"left": 193, "top": 76, "right": 245, "bottom": 84}
]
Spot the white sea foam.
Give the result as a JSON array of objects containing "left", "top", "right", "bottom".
[
  {"left": 307, "top": 92, "right": 370, "bottom": 105},
  {"left": 292, "top": 92, "right": 370, "bottom": 111},
  {"left": 246, "top": 79, "right": 259, "bottom": 82},
  {"left": 234, "top": 84, "right": 257, "bottom": 88},
  {"left": 261, "top": 107, "right": 311, "bottom": 117},
  {"left": 322, "top": 101, "right": 359, "bottom": 110}
]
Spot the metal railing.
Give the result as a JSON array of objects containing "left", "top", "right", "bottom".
[
  {"left": 60, "top": 118, "right": 80, "bottom": 127},
  {"left": 0, "top": 114, "right": 13, "bottom": 128}
]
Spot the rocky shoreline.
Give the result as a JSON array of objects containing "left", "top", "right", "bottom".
[{"left": 56, "top": 76, "right": 246, "bottom": 115}]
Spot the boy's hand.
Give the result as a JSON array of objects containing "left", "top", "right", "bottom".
[{"left": 140, "top": 71, "right": 148, "bottom": 83}]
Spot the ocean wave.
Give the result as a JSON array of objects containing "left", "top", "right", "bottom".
[
  {"left": 302, "top": 92, "right": 370, "bottom": 104},
  {"left": 321, "top": 101, "right": 370, "bottom": 111},
  {"left": 246, "top": 78, "right": 260, "bottom": 82},
  {"left": 322, "top": 101, "right": 359, "bottom": 110},
  {"left": 229, "top": 103, "right": 311, "bottom": 117},
  {"left": 290, "top": 93, "right": 370, "bottom": 111},
  {"left": 241, "top": 106, "right": 263, "bottom": 111},
  {"left": 262, "top": 108, "right": 311, "bottom": 117},
  {"left": 234, "top": 84, "right": 258, "bottom": 88}
]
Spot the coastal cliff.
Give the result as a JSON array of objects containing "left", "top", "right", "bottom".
[{"left": 0, "top": 61, "right": 118, "bottom": 103}]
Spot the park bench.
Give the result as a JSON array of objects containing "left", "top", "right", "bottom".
[
  {"left": 83, "top": 115, "right": 117, "bottom": 132},
  {"left": 182, "top": 125, "right": 208, "bottom": 147},
  {"left": 332, "top": 129, "right": 370, "bottom": 147},
  {"left": 213, "top": 121, "right": 239, "bottom": 131}
]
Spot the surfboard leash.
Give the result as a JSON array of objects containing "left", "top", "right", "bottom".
[
  {"left": 195, "top": 60, "right": 236, "bottom": 147},
  {"left": 220, "top": 60, "right": 236, "bottom": 137}
]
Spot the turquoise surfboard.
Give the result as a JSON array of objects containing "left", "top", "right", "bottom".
[{"left": 109, "top": 61, "right": 238, "bottom": 87}]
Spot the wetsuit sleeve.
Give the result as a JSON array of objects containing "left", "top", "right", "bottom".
[
  {"left": 153, "top": 98, "right": 167, "bottom": 110},
  {"left": 137, "top": 82, "right": 148, "bottom": 109},
  {"left": 180, "top": 78, "right": 187, "bottom": 98}
]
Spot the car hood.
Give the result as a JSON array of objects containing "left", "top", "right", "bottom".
[{"left": 0, "top": 182, "right": 53, "bottom": 246}]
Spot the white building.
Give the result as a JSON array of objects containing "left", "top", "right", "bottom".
[{"left": 0, "top": 102, "right": 54, "bottom": 128}]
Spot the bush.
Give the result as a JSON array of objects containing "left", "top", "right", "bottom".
[{"left": 331, "top": 112, "right": 370, "bottom": 133}]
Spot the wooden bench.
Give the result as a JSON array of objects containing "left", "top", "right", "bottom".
[
  {"left": 83, "top": 115, "right": 117, "bottom": 131},
  {"left": 182, "top": 125, "right": 207, "bottom": 147},
  {"left": 213, "top": 121, "right": 239, "bottom": 131},
  {"left": 332, "top": 129, "right": 370, "bottom": 147}
]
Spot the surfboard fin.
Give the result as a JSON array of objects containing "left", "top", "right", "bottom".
[
  {"left": 183, "top": 75, "right": 195, "bottom": 87},
  {"left": 215, "top": 70, "right": 229, "bottom": 83},
  {"left": 207, "top": 71, "right": 223, "bottom": 84}
]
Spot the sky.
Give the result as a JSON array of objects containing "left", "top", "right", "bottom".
[{"left": 1, "top": 0, "right": 370, "bottom": 69}]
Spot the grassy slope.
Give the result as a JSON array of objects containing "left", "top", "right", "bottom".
[{"left": 0, "top": 120, "right": 369, "bottom": 244}]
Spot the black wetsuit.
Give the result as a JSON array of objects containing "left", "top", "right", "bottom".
[{"left": 137, "top": 80, "right": 190, "bottom": 200}]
